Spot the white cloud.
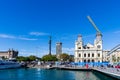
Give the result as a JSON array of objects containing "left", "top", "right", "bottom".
[
  {"left": 19, "top": 51, "right": 35, "bottom": 57},
  {"left": 62, "top": 47, "right": 74, "bottom": 55},
  {"left": 19, "top": 47, "right": 75, "bottom": 57},
  {"left": 0, "top": 34, "right": 37, "bottom": 41},
  {"left": 19, "top": 37, "right": 38, "bottom": 41},
  {"left": 114, "top": 30, "right": 120, "bottom": 34},
  {"left": 19, "top": 49, "right": 49, "bottom": 57},
  {"left": 0, "top": 34, "right": 16, "bottom": 39},
  {"left": 30, "top": 32, "right": 49, "bottom": 36}
]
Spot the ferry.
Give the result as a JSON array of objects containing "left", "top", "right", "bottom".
[{"left": 0, "top": 59, "right": 21, "bottom": 69}]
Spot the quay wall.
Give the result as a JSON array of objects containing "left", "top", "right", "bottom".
[
  {"left": 27, "top": 64, "right": 120, "bottom": 79},
  {"left": 93, "top": 68, "right": 120, "bottom": 80}
]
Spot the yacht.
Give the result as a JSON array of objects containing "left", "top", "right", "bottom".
[{"left": 0, "top": 59, "right": 21, "bottom": 69}]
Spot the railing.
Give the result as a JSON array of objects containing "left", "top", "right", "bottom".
[{"left": 107, "top": 44, "right": 120, "bottom": 56}]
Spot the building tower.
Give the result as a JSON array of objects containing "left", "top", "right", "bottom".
[
  {"left": 56, "top": 42, "right": 62, "bottom": 55},
  {"left": 94, "top": 32, "right": 102, "bottom": 50},
  {"left": 49, "top": 36, "right": 52, "bottom": 55},
  {"left": 75, "top": 34, "right": 83, "bottom": 50},
  {"left": 75, "top": 34, "right": 83, "bottom": 62}
]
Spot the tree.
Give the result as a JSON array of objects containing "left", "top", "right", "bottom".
[
  {"left": 16, "top": 56, "right": 29, "bottom": 62},
  {"left": 16, "top": 55, "right": 40, "bottom": 62},
  {"left": 69, "top": 55, "right": 74, "bottom": 62},
  {"left": 1, "top": 56, "right": 6, "bottom": 60},
  {"left": 28, "top": 55, "right": 37, "bottom": 61},
  {"left": 41, "top": 54, "right": 58, "bottom": 61},
  {"left": 59, "top": 53, "right": 70, "bottom": 61}
]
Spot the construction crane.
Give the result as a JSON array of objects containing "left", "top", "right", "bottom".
[{"left": 87, "top": 16, "right": 102, "bottom": 36}]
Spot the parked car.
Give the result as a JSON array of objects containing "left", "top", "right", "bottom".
[{"left": 115, "top": 64, "right": 120, "bottom": 68}]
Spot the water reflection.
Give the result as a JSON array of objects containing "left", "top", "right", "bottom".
[
  {"left": 0, "top": 68, "right": 116, "bottom": 80},
  {"left": 75, "top": 71, "right": 114, "bottom": 80}
]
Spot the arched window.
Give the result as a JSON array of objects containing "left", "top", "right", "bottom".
[
  {"left": 92, "top": 53, "right": 94, "bottom": 57},
  {"left": 88, "top": 59, "right": 90, "bottom": 63},
  {"left": 98, "top": 53, "right": 100, "bottom": 57},
  {"left": 84, "top": 53, "right": 86, "bottom": 57},
  {"left": 88, "top": 53, "right": 90, "bottom": 57},
  {"left": 84, "top": 60, "right": 86, "bottom": 63},
  {"left": 92, "top": 59, "right": 94, "bottom": 62},
  {"left": 79, "top": 53, "right": 81, "bottom": 57}
]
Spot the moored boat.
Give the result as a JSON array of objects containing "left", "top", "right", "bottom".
[{"left": 0, "top": 59, "right": 21, "bottom": 69}]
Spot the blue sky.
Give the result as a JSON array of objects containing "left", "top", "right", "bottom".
[{"left": 0, "top": 0, "right": 120, "bottom": 57}]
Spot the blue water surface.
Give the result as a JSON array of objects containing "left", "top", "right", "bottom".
[{"left": 0, "top": 68, "right": 115, "bottom": 80}]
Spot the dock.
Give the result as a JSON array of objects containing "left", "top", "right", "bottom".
[
  {"left": 52, "top": 66, "right": 92, "bottom": 71},
  {"left": 27, "top": 64, "right": 120, "bottom": 79},
  {"left": 93, "top": 67, "right": 120, "bottom": 80}
]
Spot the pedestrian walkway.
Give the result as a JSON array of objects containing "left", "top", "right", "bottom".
[{"left": 93, "top": 67, "right": 120, "bottom": 79}]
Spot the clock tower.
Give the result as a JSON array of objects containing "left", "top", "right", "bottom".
[
  {"left": 75, "top": 34, "right": 83, "bottom": 50},
  {"left": 94, "top": 32, "right": 102, "bottom": 50}
]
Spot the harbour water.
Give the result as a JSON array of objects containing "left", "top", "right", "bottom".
[{"left": 0, "top": 68, "right": 115, "bottom": 80}]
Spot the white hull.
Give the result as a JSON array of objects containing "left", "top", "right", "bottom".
[
  {"left": 0, "top": 64, "right": 21, "bottom": 69},
  {"left": 0, "top": 60, "right": 21, "bottom": 69}
]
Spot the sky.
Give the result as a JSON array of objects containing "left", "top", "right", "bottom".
[{"left": 0, "top": 0, "right": 120, "bottom": 57}]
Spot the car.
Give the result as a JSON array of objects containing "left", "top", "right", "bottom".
[{"left": 115, "top": 65, "right": 120, "bottom": 68}]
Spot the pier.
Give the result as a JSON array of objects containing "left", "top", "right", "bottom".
[
  {"left": 93, "top": 67, "right": 120, "bottom": 79},
  {"left": 27, "top": 64, "right": 120, "bottom": 79}
]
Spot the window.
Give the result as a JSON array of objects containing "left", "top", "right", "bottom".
[
  {"left": 84, "top": 53, "right": 86, "bottom": 57},
  {"left": 97, "top": 45, "right": 101, "bottom": 49},
  {"left": 88, "top": 53, "right": 90, "bottom": 57},
  {"left": 78, "top": 47, "right": 81, "bottom": 49},
  {"left": 98, "top": 53, "right": 100, "bottom": 57},
  {"left": 92, "top": 53, "right": 94, "bottom": 57},
  {"left": 87, "top": 47, "right": 90, "bottom": 49},
  {"left": 88, "top": 59, "right": 90, "bottom": 63},
  {"left": 92, "top": 59, "right": 94, "bottom": 62},
  {"left": 79, "top": 53, "right": 81, "bottom": 57},
  {"left": 84, "top": 60, "right": 86, "bottom": 62}
]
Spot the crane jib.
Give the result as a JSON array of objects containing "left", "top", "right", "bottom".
[{"left": 87, "top": 16, "right": 102, "bottom": 34}]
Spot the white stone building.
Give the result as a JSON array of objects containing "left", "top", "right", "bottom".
[
  {"left": 75, "top": 33, "right": 103, "bottom": 63},
  {"left": 74, "top": 33, "right": 120, "bottom": 63}
]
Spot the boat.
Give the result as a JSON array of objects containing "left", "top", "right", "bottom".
[{"left": 0, "top": 59, "right": 21, "bottom": 69}]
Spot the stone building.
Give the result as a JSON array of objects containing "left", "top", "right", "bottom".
[
  {"left": 74, "top": 34, "right": 120, "bottom": 63},
  {"left": 75, "top": 33, "right": 103, "bottom": 63},
  {"left": 103, "top": 50, "right": 120, "bottom": 62},
  {"left": 0, "top": 49, "right": 18, "bottom": 59}
]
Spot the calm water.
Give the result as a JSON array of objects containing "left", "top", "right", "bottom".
[{"left": 0, "top": 68, "right": 115, "bottom": 80}]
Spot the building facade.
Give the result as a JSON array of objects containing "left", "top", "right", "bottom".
[
  {"left": 74, "top": 33, "right": 120, "bottom": 63},
  {"left": 103, "top": 50, "right": 120, "bottom": 63},
  {"left": 75, "top": 33, "right": 103, "bottom": 63},
  {"left": 56, "top": 42, "right": 62, "bottom": 55},
  {"left": 0, "top": 49, "right": 18, "bottom": 59}
]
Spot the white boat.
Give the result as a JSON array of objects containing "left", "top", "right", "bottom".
[{"left": 0, "top": 59, "right": 21, "bottom": 69}]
